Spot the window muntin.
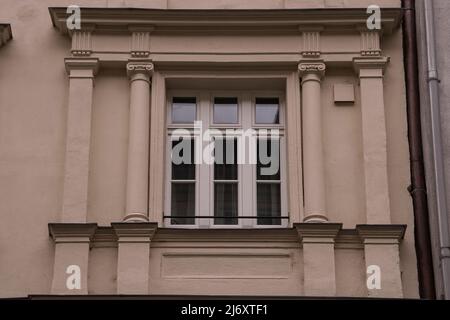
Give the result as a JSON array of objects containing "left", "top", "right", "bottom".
[{"left": 166, "top": 91, "right": 286, "bottom": 228}]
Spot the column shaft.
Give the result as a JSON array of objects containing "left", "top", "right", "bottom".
[
  {"left": 299, "top": 61, "right": 327, "bottom": 222},
  {"left": 354, "top": 57, "right": 391, "bottom": 224},
  {"left": 124, "top": 62, "right": 154, "bottom": 222},
  {"left": 62, "top": 58, "right": 98, "bottom": 222}
]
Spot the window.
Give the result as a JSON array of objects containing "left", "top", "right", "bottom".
[
  {"left": 172, "top": 97, "right": 196, "bottom": 124},
  {"left": 255, "top": 97, "right": 280, "bottom": 124},
  {"left": 165, "top": 91, "right": 287, "bottom": 228},
  {"left": 213, "top": 97, "right": 238, "bottom": 124}
]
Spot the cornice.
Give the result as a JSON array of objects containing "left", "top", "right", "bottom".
[
  {"left": 294, "top": 223, "right": 343, "bottom": 243},
  {"left": 356, "top": 224, "right": 406, "bottom": 245},
  {"left": 353, "top": 56, "right": 390, "bottom": 76},
  {"left": 111, "top": 222, "right": 158, "bottom": 243},
  {"left": 49, "top": 7, "right": 402, "bottom": 35},
  {"left": 154, "top": 228, "right": 300, "bottom": 243},
  {"left": 64, "top": 57, "right": 99, "bottom": 76},
  {"left": 86, "top": 226, "right": 368, "bottom": 249},
  {"left": 48, "top": 223, "right": 98, "bottom": 243},
  {"left": 0, "top": 24, "right": 12, "bottom": 48}
]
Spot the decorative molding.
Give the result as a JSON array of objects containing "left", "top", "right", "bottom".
[
  {"left": 154, "top": 228, "right": 300, "bottom": 243},
  {"left": 335, "top": 229, "right": 364, "bottom": 249},
  {"left": 130, "top": 30, "right": 152, "bottom": 58},
  {"left": 92, "top": 226, "right": 118, "bottom": 247},
  {"left": 71, "top": 30, "right": 93, "bottom": 56},
  {"left": 64, "top": 57, "right": 99, "bottom": 78},
  {"left": 0, "top": 24, "right": 12, "bottom": 48},
  {"left": 49, "top": 7, "right": 402, "bottom": 35},
  {"left": 88, "top": 226, "right": 365, "bottom": 249},
  {"left": 294, "top": 223, "right": 342, "bottom": 244},
  {"left": 298, "top": 60, "right": 326, "bottom": 78},
  {"left": 360, "top": 30, "right": 382, "bottom": 57},
  {"left": 48, "top": 223, "right": 97, "bottom": 243},
  {"left": 356, "top": 224, "right": 406, "bottom": 245},
  {"left": 300, "top": 29, "right": 322, "bottom": 58},
  {"left": 111, "top": 222, "right": 158, "bottom": 243},
  {"left": 353, "top": 56, "right": 389, "bottom": 78}
]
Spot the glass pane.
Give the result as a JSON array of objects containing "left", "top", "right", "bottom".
[
  {"left": 213, "top": 97, "right": 238, "bottom": 124},
  {"left": 257, "top": 139, "right": 280, "bottom": 180},
  {"left": 255, "top": 97, "right": 279, "bottom": 124},
  {"left": 214, "top": 138, "right": 237, "bottom": 180},
  {"left": 172, "top": 97, "right": 196, "bottom": 123},
  {"left": 171, "top": 183, "right": 195, "bottom": 224},
  {"left": 257, "top": 183, "right": 281, "bottom": 225},
  {"left": 172, "top": 139, "right": 195, "bottom": 180},
  {"left": 214, "top": 183, "right": 238, "bottom": 225}
]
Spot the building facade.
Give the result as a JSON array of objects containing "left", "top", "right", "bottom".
[
  {"left": 416, "top": 0, "right": 450, "bottom": 300},
  {"left": 0, "top": 0, "right": 419, "bottom": 298}
]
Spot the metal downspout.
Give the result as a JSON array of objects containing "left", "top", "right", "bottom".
[{"left": 423, "top": 0, "right": 450, "bottom": 299}]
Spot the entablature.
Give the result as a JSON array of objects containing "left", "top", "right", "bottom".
[{"left": 49, "top": 7, "right": 401, "bottom": 68}]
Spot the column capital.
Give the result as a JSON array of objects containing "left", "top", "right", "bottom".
[
  {"left": 126, "top": 60, "right": 154, "bottom": 79},
  {"left": 356, "top": 224, "right": 406, "bottom": 245},
  {"left": 64, "top": 57, "right": 99, "bottom": 78},
  {"left": 48, "top": 223, "right": 97, "bottom": 243},
  {"left": 294, "top": 223, "right": 342, "bottom": 243},
  {"left": 298, "top": 60, "right": 326, "bottom": 78},
  {"left": 353, "top": 56, "right": 389, "bottom": 78},
  {"left": 112, "top": 222, "right": 158, "bottom": 243}
]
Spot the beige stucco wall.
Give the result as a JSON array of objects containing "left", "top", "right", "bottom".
[{"left": 0, "top": 0, "right": 418, "bottom": 298}]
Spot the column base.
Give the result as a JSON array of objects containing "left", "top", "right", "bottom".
[
  {"left": 303, "top": 213, "right": 329, "bottom": 223},
  {"left": 123, "top": 212, "right": 149, "bottom": 222}
]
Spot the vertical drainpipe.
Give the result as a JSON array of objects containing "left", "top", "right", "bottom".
[
  {"left": 422, "top": 0, "right": 450, "bottom": 299},
  {"left": 402, "top": 0, "right": 436, "bottom": 299}
]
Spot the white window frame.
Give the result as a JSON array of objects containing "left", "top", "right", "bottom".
[{"left": 165, "top": 90, "right": 288, "bottom": 228}]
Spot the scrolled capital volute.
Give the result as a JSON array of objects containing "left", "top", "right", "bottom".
[
  {"left": 298, "top": 61, "right": 326, "bottom": 78},
  {"left": 126, "top": 61, "right": 154, "bottom": 79}
]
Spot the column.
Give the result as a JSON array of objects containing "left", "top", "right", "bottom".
[
  {"left": 49, "top": 223, "right": 97, "bottom": 294},
  {"left": 50, "top": 58, "right": 99, "bottom": 295},
  {"left": 357, "top": 225, "right": 405, "bottom": 298},
  {"left": 124, "top": 61, "right": 154, "bottom": 222},
  {"left": 298, "top": 60, "right": 328, "bottom": 222},
  {"left": 62, "top": 58, "right": 99, "bottom": 222},
  {"left": 112, "top": 222, "right": 157, "bottom": 294},
  {"left": 295, "top": 223, "right": 342, "bottom": 296},
  {"left": 353, "top": 57, "right": 390, "bottom": 224}
]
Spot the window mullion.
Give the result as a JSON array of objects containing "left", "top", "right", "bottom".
[{"left": 198, "top": 92, "right": 211, "bottom": 227}]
